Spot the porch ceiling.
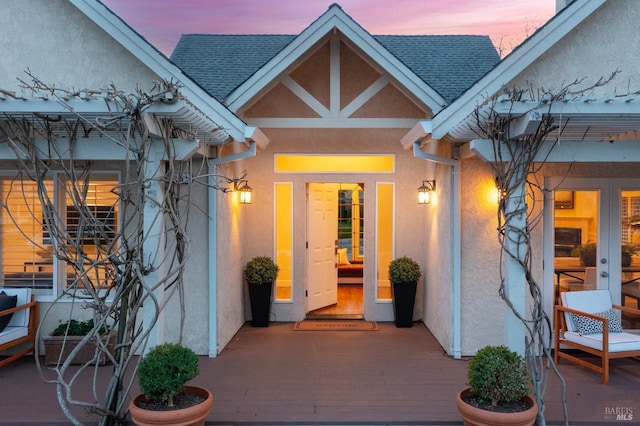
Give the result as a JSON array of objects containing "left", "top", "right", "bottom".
[
  {"left": 0, "top": 93, "right": 232, "bottom": 146},
  {"left": 448, "top": 94, "right": 640, "bottom": 143}
]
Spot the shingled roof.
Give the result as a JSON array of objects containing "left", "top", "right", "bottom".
[{"left": 170, "top": 33, "right": 499, "bottom": 104}]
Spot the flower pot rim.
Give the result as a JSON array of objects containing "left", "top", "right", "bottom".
[
  {"left": 129, "top": 385, "right": 213, "bottom": 425},
  {"left": 456, "top": 387, "right": 538, "bottom": 426}
]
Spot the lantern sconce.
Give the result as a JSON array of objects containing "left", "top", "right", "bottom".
[
  {"left": 495, "top": 176, "right": 506, "bottom": 204},
  {"left": 235, "top": 180, "right": 253, "bottom": 204},
  {"left": 418, "top": 179, "right": 436, "bottom": 204}
]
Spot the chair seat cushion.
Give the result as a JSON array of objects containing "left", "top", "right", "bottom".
[
  {"left": 0, "top": 326, "right": 28, "bottom": 346},
  {"left": 0, "top": 292, "right": 18, "bottom": 332},
  {"left": 564, "top": 330, "right": 640, "bottom": 352}
]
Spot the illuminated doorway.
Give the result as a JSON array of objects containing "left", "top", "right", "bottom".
[{"left": 307, "top": 183, "right": 364, "bottom": 319}]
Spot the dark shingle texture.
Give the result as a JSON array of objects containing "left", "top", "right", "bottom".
[
  {"left": 374, "top": 35, "right": 499, "bottom": 102},
  {"left": 170, "top": 34, "right": 499, "bottom": 103},
  {"left": 171, "top": 35, "right": 295, "bottom": 102}
]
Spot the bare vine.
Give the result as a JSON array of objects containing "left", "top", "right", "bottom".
[
  {"left": 473, "top": 72, "right": 618, "bottom": 426},
  {"left": 0, "top": 73, "right": 241, "bottom": 425}
]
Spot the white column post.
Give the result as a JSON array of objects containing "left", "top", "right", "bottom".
[
  {"left": 502, "top": 168, "right": 528, "bottom": 355},
  {"left": 141, "top": 145, "right": 167, "bottom": 351}
]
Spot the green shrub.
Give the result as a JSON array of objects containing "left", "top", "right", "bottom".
[
  {"left": 137, "top": 343, "right": 200, "bottom": 407},
  {"left": 571, "top": 242, "right": 638, "bottom": 266},
  {"left": 51, "top": 319, "right": 108, "bottom": 336},
  {"left": 467, "top": 345, "right": 530, "bottom": 406},
  {"left": 244, "top": 256, "right": 279, "bottom": 285},
  {"left": 388, "top": 256, "right": 421, "bottom": 283}
]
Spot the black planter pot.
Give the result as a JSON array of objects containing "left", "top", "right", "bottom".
[
  {"left": 391, "top": 281, "right": 417, "bottom": 327},
  {"left": 248, "top": 281, "right": 273, "bottom": 327}
]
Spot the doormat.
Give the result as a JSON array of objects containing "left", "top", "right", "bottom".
[{"left": 293, "top": 320, "right": 379, "bottom": 331}]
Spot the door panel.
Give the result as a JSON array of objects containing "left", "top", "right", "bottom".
[
  {"left": 554, "top": 189, "right": 601, "bottom": 293},
  {"left": 548, "top": 178, "right": 640, "bottom": 317},
  {"left": 307, "top": 183, "right": 338, "bottom": 312},
  {"left": 614, "top": 181, "right": 640, "bottom": 325}
]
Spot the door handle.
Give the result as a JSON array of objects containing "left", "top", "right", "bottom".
[{"left": 600, "top": 271, "right": 609, "bottom": 278}]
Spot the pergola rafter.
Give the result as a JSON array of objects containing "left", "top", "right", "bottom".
[{"left": 450, "top": 94, "right": 640, "bottom": 143}]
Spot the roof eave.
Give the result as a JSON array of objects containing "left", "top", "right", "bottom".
[
  {"left": 428, "top": 0, "right": 607, "bottom": 141},
  {"left": 69, "top": 0, "right": 265, "bottom": 146}
]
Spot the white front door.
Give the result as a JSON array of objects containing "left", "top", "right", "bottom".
[{"left": 307, "top": 183, "right": 338, "bottom": 312}]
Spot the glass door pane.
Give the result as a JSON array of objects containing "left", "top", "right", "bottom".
[
  {"left": 554, "top": 190, "right": 600, "bottom": 300},
  {"left": 376, "top": 183, "right": 393, "bottom": 301},
  {"left": 275, "top": 183, "right": 293, "bottom": 301},
  {"left": 620, "top": 190, "right": 640, "bottom": 326}
]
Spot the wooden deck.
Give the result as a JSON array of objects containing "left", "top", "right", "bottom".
[{"left": 1, "top": 322, "right": 640, "bottom": 424}]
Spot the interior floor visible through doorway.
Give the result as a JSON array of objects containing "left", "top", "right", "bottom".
[{"left": 307, "top": 284, "right": 363, "bottom": 319}]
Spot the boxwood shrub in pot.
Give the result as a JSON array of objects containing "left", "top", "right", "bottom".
[
  {"left": 388, "top": 256, "right": 421, "bottom": 327},
  {"left": 244, "top": 256, "right": 279, "bottom": 327},
  {"left": 129, "top": 343, "right": 213, "bottom": 426},
  {"left": 456, "top": 345, "right": 538, "bottom": 426}
]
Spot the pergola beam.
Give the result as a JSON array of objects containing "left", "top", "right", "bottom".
[
  {"left": 470, "top": 139, "right": 640, "bottom": 163},
  {"left": 0, "top": 97, "right": 232, "bottom": 145},
  {"left": 0, "top": 136, "right": 200, "bottom": 161}
]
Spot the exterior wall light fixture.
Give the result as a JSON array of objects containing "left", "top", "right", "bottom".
[
  {"left": 418, "top": 179, "right": 436, "bottom": 204},
  {"left": 236, "top": 180, "right": 253, "bottom": 204}
]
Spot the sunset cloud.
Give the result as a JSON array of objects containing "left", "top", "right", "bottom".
[{"left": 101, "top": 0, "right": 555, "bottom": 56}]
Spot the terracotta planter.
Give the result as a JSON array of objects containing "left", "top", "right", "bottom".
[
  {"left": 456, "top": 388, "right": 538, "bottom": 426},
  {"left": 44, "top": 332, "right": 115, "bottom": 365},
  {"left": 129, "top": 385, "right": 213, "bottom": 426}
]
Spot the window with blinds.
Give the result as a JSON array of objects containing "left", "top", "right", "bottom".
[{"left": 1, "top": 175, "right": 119, "bottom": 295}]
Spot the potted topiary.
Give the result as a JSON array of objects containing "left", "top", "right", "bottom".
[
  {"left": 44, "top": 318, "right": 114, "bottom": 365},
  {"left": 129, "top": 343, "right": 213, "bottom": 426},
  {"left": 388, "top": 256, "right": 421, "bottom": 327},
  {"left": 572, "top": 242, "right": 639, "bottom": 266},
  {"left": 456, "top": 345, "right": 538, "bottom": 426},
  {"left": 244, "top": 256, "right": 279, "bottom": 327}
]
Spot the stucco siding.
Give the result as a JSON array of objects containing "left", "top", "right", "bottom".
[
  {"left": 420, "top": 140, "right": 454, "bottom": 355},
  {"left": 510, "top": 0, "right": 640, "bottom": 97},
  {"left": 459, "top": 158, "right": 504, "bottom": 354},
  {"left": 0, "top": 0, "right": 157, "bottom": 93},
  {"left": 214, "top": 170, "right": 247, "bottom": 353},
  {"left": 164, "top": 169, "right": 211, "bottom": 354}
]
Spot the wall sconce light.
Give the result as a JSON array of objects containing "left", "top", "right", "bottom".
[
  {"left": 235, "top": 180, "right": 253, "bottom": 204},
  {"left": 418, "top": 179, "right": 436, "bottom": 204},
  {"left": 495, "top": 176, "right": 505, "bottom": 204}
]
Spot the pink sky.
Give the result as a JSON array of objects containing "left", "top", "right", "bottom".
[{"left": 101, "top": 0, "right": 556, "bottom": 57}]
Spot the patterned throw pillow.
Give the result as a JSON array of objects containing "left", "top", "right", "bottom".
[
  {"left": 571, "top": 308, "right": 624, "bottom": 336},
  {"left": 0, "top": 291, "right": 18, "bottom": 333}
]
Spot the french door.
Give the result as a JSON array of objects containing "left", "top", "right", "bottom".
[{"left": 545, "top": 178, "right": 640, "bottom": 322}]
